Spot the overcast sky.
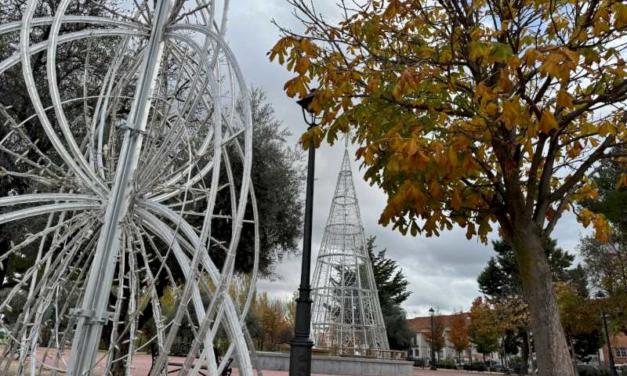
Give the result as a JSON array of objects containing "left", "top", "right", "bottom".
[{"left": 224, "top": 1, "right": 589, "bottom": 318}]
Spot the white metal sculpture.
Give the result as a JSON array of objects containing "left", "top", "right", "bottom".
[
  {"left": 310, "top": 148, "right": 389, "bottom": 356},
  {"left": 0, "top": 0, "right": 259, "bottom": 374}
]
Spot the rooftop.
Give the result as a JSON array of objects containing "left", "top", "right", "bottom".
[{"left": 406, "top": 312, "right": 470, "bottom": 332}]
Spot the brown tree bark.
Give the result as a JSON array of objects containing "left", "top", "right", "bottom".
[{"left": 510, "top": 223, "right": 574, "bottom": 376}]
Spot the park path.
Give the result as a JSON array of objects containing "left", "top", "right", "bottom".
[
  {"left": 413, "top": 369, "right": 505, "bottom": 376},
  {"left": 9, "top": 350, "right": 502, "bottom": 376},
  {"left": 7, "top": 351, "right": 336, "bottom": 375}
]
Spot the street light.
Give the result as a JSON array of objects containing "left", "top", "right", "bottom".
[
  {"left": 429, "top": 307, "right": 437, "bottom": 370},
  {"left": 289, "top": 89, "right": 319, "bottom": 376},
  {"left": 596, "top": 291, "right": 618, "bottom": 376}
]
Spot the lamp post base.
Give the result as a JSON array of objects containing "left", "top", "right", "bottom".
[{"left": 289, "top": 337, "right": 314, "bottom": 376}]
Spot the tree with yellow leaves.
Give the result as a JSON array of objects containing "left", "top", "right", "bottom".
[
  {"left": 271, "top": 1, "right": 627, "bottom": 374},
  {"left": 555, "top": 282, "right": 604, "bottom": 366},
  {"left": 448, "top": 312, "right": 471, "bottom": 365},
  {"left": 469, "top": 297, "right": 501, "bottom": 365},
  {"left": 424, "top": 313, "right": 446, "bottom": 361},
  {"left": 251, "top": 292, "right": 293, "bottom": 351}
]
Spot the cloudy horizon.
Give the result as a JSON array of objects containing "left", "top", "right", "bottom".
[{"left": 225, "top": 1, "right": 591, "bottom": 318}]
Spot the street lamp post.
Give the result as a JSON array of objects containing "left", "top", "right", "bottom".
[
  {"left": 429, "top": 307, "right": 437, "bottom": 370},
  {"left": 289, "top": 89, "right": 319, "bottom": 376},
  {"left": 596, "top": 291, "right": 618, "bottom": 376}
]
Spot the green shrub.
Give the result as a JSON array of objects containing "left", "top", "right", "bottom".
[
  {"left": 437, "top": 358, "right": 457, "bottom": 369},
  {"left": 463, "top": 362, "right": 487, "bottom": 371},
  {"left": 412, "top": 358, "right": 426, "bottom": 367},
  {"left": 577, "top": 365, "right": 610, "bottom": 376}
]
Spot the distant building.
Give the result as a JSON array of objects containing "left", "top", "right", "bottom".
[
  {"left": 600, "top": 332, "right": 627, "bottom": 368},
  {"left": 406, "top": 312, "right": 499, "bottom": 364}
]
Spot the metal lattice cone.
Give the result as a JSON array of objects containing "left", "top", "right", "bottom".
[{"left": 311, "top": 149, "right": 389, "bottom": 356}]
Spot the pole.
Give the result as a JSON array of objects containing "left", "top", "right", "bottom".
[
  {"left": 601, "top": 309, "right": 618, "bottom": 376},
  {"left": 430, "top": 312, "right": 437, "bottom": 370},
  {"left": 67, "top": 1, "right": 172, "bottom": 373},
  {"left": 289, "top": 131, "right": 316, "bottom": 376}
]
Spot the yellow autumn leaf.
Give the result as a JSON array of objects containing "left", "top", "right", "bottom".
[
  {"left": 448, "top": 147, "right": 459, "bottom": 167},
  {"left": 430, "top": 180, "right": 442, "bottom": 199},
  {"left": 539, "top": 54, "right": 562, "bottom": 77},
  {"left": 556, "top": 90, "right": 574, "bottom": 108},
  {"left": 500, "top": 99, "right": 521, "bottom": 129},
  {"left": 299, "top": 38, "right": 317, "bottom": 55},
  {"left": 485, "top": 102, "right": 498, "bottom": 116},
  {"left": 383, "top": 0, "right": 401, "bottom": 19},
  {"left": 406, "top": 138, "right": 418, "bottom": 156},
  {"left": 593, "top": 215, "right": 610, "bottom": 243},
  {"left": 283, "top": 76, "right": 309, "bottom": 98},
  {"left": 465, "top": 222, "right": 476, "bottom": 240},
  {"left": 578, "top": 208, "right": 594, "bottom": 227},
  {"left": 294, "top": 57, "right": 310, "bottom": 75},
  {"left": 614, "top": 3, "right": 627, "bottom": 29},
  {"left": 451, "top": 188, "right": 462, "bottom": 210},
  {"left": 539, "top": 111, "right": 558, "bottom": 133},
  {"left": 523, "top": 48, "right": 541, "bottom": 66}
]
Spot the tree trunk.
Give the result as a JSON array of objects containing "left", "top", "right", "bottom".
[
  {"left": 568, "top": 336, "right": 579, "bottom": 376},
  {"left": 520, "top": 329, "right": 529, "bottom": 375},
  {"left": 510, "top": 224, "right": 575, "bottom": 376}
]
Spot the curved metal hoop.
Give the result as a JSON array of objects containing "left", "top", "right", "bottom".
[{"left": 0, "top": 1, "right": 258, "bottom": 375}]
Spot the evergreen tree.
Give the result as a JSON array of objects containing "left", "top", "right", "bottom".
[
  {"left": 367, "top": 236, "right": 413, "bottom": 349},
  {"left": 579, "top": 158, "right": 627, "bottom": 334},
  {"left": 581, "top": 157, "right": 627, "bottom": 232}
]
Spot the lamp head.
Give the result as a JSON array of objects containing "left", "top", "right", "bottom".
[
  {"left": 296, "top": 88, "right": 319, "bottom": 127},
  {"left": 429, "top": 307, "right": 434, "bottom": 315},
  {"left": 296, "top": 89, "right": 317, "bottom": 114}
]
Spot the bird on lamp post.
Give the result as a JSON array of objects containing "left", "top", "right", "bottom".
[
  {"left": 289, "top": 89, "right": 319, "bottom": 376},
  {"left": 429, "top": 307, "right": 437, "bottom": 370}
]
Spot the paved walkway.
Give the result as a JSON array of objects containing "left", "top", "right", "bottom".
[
  {"left": 413, "top": 369, "right": 504, "bottom": 376},
  {"left": 6, "top": 351, "right": 337, "bottom": 376},
  {"left": 7, "top": 350, "right": 503, "bottom": 376}
]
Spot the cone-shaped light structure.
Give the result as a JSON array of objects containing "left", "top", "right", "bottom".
[{"left": 310, "top": 148, "right": 389, "bottom": 355}]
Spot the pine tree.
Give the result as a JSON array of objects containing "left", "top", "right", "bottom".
[{"left": 367, "top": 236, "right": 413, "bottom": 349}]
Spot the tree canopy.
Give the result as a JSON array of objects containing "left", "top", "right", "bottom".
[
  {"left": 271, "top": 1, "right": 627, "bottom": 373},
  {"left": 225, "top": 88, "right": 304, "bottom": 275},
  {"left": 271, "top": 0, "right": 626, "bottom": 243}
]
